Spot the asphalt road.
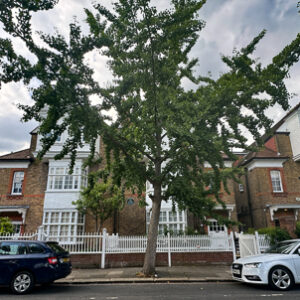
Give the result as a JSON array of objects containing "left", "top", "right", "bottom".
[{"left": 2, "top": 282, "right": 300, "bottom": 299}]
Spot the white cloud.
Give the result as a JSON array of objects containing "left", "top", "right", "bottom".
[{"left": 0, "top": 0, "right": 299, "bottom": 155}]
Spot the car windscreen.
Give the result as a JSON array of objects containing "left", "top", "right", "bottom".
[
  {"left": 46, "top": 242, "right": 68, "bottom": 254},
  {"left": 265, "top": 242, "right": 298, "bottom": 254}
]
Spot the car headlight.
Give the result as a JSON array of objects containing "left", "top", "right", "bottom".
[{"left": 244, "top": 262, "right": 262, "bottom": 268}]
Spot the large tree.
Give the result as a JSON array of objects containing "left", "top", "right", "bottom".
[{"left": 1, "top": 0, "right": 300, "bottom": 275}]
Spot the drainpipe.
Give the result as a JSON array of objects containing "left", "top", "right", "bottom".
[
  {"left": 245, "top": 167, "right": 254, "bottom": 228},
  {"left": 113, "top": 209, "right": 118, "bottom": 234}
]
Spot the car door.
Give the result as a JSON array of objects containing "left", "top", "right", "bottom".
[
  {"left": 23, "top": 242, "right": 53, "bottom": 283},
  {"left": 291, "top": 246, "right": 300, "bottom": 282},
  {"left": 0, "top": 241, "right": 27, "bottom": 285}
]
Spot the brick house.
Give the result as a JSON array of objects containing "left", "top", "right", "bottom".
[
  {"left": 235, "top": 102, "right": 300, "bottom": 235},
  {"left": 0, "top": 126, "right": 146, "bottom": 236},
  {"left": 1, "top": 123, "right": 238, "bottom": 236},
  {"left": 0, "top": 131, "right": 47, "bottom": 233}
]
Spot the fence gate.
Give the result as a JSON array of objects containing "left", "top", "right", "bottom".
[{"left": 238, "top": 233, "right": 260, "bottom": 258}]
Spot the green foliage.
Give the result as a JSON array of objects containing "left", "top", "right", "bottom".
[
  {"left": 185, "top": 226, "right": 206, "bottom": 235},
  {"left": 244, "top": 227, "right": 255, "bottom": 234},
  {"left": 73, "top": 172, "right": 124, "bottom": 232},
  {"left": 0, "top": 217, "right": 14, "bottom": 235},
  {"left": 1, "top": 0, "right": 300, "bottom": 274},
  {"left": 295, "top": 221, "right": 300, "bottom": 238},
  {"left": 258, "top": 227, "right": 291, "bottom": 245}
]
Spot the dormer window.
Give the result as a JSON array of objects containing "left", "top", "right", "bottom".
[
  {"left": 270, "top": 170, "right": 283, "bottom": 193},
  {"left": 44, "top": 132, "right": 61, "bottom": 143},
  {"left": 11, "top": 171, "right": 24, "bottom": 195}
]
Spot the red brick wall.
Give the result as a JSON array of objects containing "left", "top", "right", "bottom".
[
  {"left": 0, "top": 160, "right": 48, "bottom": 232},
  {"left": 265, "top": 137, "right": 277, "bottom": 152},
  {"left": 71, "top": 252, "right": 233, "bottom": 268}
]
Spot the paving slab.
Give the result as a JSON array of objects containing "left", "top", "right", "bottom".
[{"left": 56, "top": 265, "right": 234, "bottom": 284}]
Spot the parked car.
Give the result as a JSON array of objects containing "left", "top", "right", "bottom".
[
  {"left": 232, "top": 240, "right": 300, "bottom": 291},
  {"left": 0, "top": 240, "right": 72, "bottom": 294}
]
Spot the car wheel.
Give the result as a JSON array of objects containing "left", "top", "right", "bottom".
[
  {"left": 10, "top": 271, "right": 34, "bottom": 294},
  {"left": 268, "top": 266, "right": 294, "bottom": 291}
]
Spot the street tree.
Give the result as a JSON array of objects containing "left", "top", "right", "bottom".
[
  {"left": 1, "top": 0, "right": 300, "bottom": 275},
  {"left": 73, "top": 173, "right": 124, "bottom": 233}
]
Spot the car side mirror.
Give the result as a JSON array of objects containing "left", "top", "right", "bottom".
[{"left": 297, "top": 248, "right": 300, "bottom": 256}]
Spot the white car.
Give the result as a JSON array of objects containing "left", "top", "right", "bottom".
[{"left": 232, "top": 241, "right": 300, "bottom": 291}]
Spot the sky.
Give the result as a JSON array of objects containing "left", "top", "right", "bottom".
[{"left": 0, "top": 0, "right": 299, "bottom": 155}]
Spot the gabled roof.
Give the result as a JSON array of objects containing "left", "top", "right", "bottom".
[
  {"left": 240, "top": 146, "right": 288, "bottom": 166},
  {"left": 30, "top": 126, "right": 39, "bottom": 134},
  {"left": 0, "top": 149, "right": 33, "bottom": 161},
  {"left": 263, "top": 102, "right": 300, "bottom": 143},
  {"left": 238, "top": 102, "right": 300, "bottom": 167}
]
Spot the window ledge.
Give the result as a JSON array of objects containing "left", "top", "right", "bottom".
[
  {"left": 6, "top": 194, "right": 24, "bottom": 200},
  {"left": 272, "top": 192, "right": 287, "bottom": 197},
  {"left": 45, "top": 190, "right": 81, "bottom": 193}
]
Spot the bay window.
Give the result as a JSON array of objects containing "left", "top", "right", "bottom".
[
  {"left": 146, "top": 209, "right": 186, "bottom": 235},
  {"left": 43, "top": 210, "right": 85, "bottom": 243},
  {"left": 47, "top": 166, "right": 87, "bottom": 191}
]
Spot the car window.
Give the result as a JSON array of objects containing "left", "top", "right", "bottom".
[
  {"left": 46, "top": 242, "right": 67, "bottom": 254},
  {"left": 0, "top": 242, "right": 27, "bottom": 255},
  {"left": 28, "top": 243, "right": 45, "bottom": 254},
  {"left": 265, "top": 242, "right": 299, "bottom": 254}
]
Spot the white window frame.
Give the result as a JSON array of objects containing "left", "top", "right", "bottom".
[
  {"left": 146, "top": 208, "right": 187, "bottom": 235},
  {"left": 44, "top": 131, "right": 62, "bottom": 143},
  {"left": 207, "top": 219, "right": 227, "bottom": 234},
  {"left": 47, "top": 166, "right": 88, "bottom": 191},
  {"left": 11, "top": 171, "right": 24, "bottom": 195},
  {"left": 43, "top": 210, "right": 85, "bottom": 244},
  {"left": 239, "top": 184, "right": 244, "bottom": 192},
  {"left": 11, "top": 221, "right": 22, "bottom": 234},
  {"left": 270, "top": 170, "right": 283, "bottom": 193}
]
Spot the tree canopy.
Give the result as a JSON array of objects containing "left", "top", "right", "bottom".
[
  {"left": 0, "top": 0, "right": 300, "bottom": 275},
  {"left": 74, "top": 173, "right": 124, "bottom": 233}
]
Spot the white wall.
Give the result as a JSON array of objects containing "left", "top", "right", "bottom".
[
  {"left": 277, "top": 108, "right": 300, "bottom": 161},
  {"left": 35, "top": 132, "right": 100, "bottom": 158},
  {"left": 43, "top": 191, "right": 80, "bottom": 209}
]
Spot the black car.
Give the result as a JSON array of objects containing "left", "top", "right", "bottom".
[{"left": 0, "top": 240, "right": 72, "bottom": 294}]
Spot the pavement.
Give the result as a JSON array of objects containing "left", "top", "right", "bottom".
[{"left": 56, "top": 264, "right": 234, "bottom": 284}]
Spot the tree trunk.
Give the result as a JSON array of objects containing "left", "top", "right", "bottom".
[{"left": 142, "top": 184, "right": 162, "bottom": 276}]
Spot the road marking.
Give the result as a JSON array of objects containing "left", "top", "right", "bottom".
[{"left": 260, "top": 295, "right": 283, "bottom": 297}]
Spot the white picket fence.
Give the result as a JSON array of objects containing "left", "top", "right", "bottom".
[
  {"left": 0, "top": 232, "right": 38, "bottom": 241},
  {"left": 106, "top": 233, "right": 233, "bottom": 253},
  {"left": 0, "top": 228, "right": 236, "bottom": 263},
  {"left": 0, "top": 229, "right": 270, "bottom": 261}
]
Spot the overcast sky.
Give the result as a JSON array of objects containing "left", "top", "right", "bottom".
[{"left": 0, "top": 0, "right": 299, "bottom": 155}]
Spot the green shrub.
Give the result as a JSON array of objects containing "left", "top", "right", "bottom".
[
  {"left": 0, "top": 217, "right": 14, "bottom": 235},
  {"left": 185, "top": 226, "right": 206, "bottom": 235},
  {"left": 244, "top": 227, "right": 255, "bottom": 234},
  {"left": 257, "top": 227, "right": 291, "bottom": 245},
  {"left": 295, "top": 222, "right": 300, "bottom": 238}
]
